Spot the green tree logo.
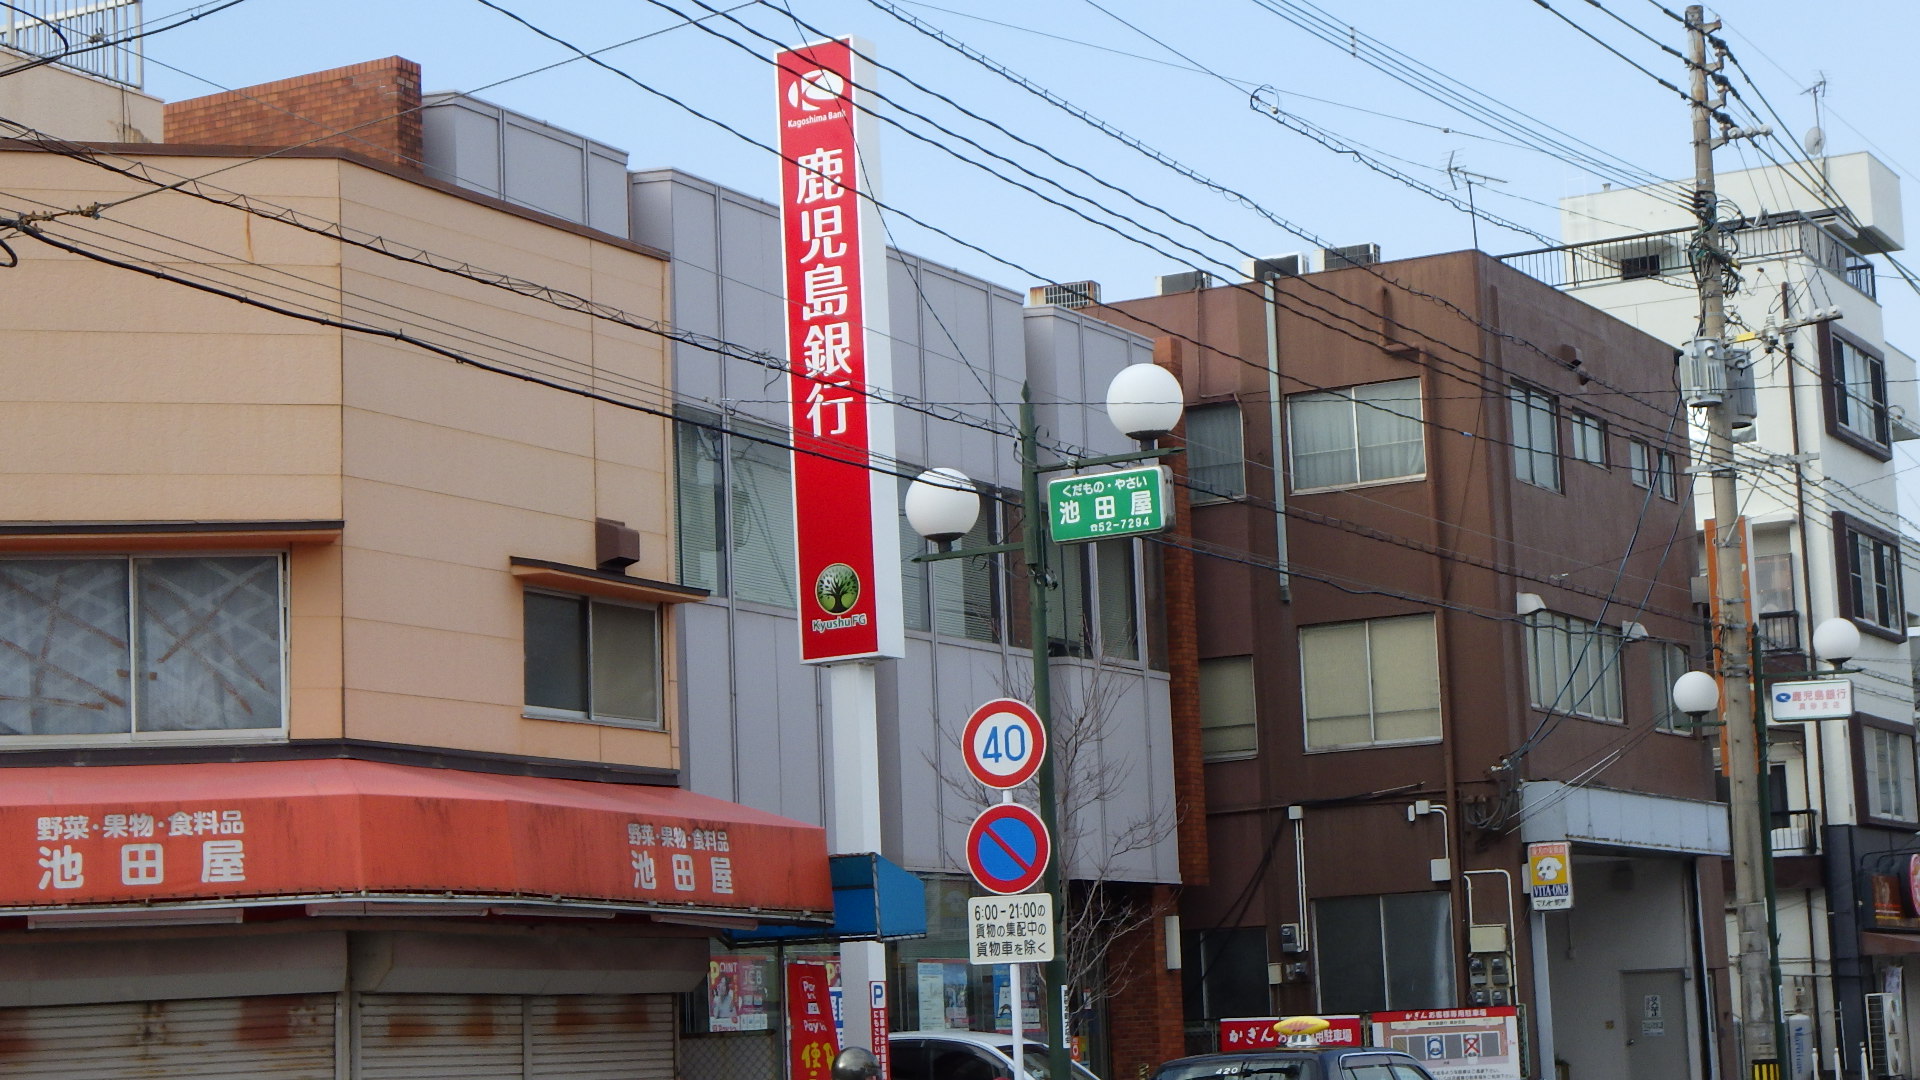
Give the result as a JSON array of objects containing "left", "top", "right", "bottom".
[{"left": 814, "top": 563, "right": 861, "bottom": 615}]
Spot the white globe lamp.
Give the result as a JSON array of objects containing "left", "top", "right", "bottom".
[
  {"left": 1671, "top": 670, "right": 1720, "bottom": 719},
  {"left": 904, "top": 468, "right": 980, "bottom": 546},
  {"left": 1105, "top": 363, "right": 1184, "bottom": 441},
  {"left": 1811, "top": 617, "right": 1860, "bottom": 668}
]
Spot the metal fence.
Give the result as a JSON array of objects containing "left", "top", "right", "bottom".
[
  {"left": 1499, "top": 215, "right": 1877, "bottom": 300},
  {"left": 0, "top": 0, "right": 142, "bottom": 87}
]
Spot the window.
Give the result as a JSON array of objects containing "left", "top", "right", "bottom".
[
  {"left": 675, "top": 410, "right": 727, "bottom": 594},
  {"left": 1181, "top": 926, "right": 1269, "bottom": 1020},
  {"left": 1525, "top": 612, "right": 1623, "bottom": 722},
  {"left": 1570, "top": 412, "right": 1607, "bottom": 466},
  {"left": 1649, "top": 642, "right": 1691, "bottom": 733},
  {"left": 1288, "top": 378, "right": 1425, "bottom": 491},
  {"left": 1315, "top": 892, "right": 1454, "bottom": 1013},
  {"left": 1200, "top": 655, "right": 1257, "bottom": 758},
  {"left": 1628, "top": 440, "right": 1677, "bottom": 500},
  {"left": 1835, "top": 513, "right": 1905, "bottom": 637},
  {"left": 524, "top": 591, "right": 662, "bottom": 728},
  {"left": 1509, "top": 383, "right": 1560, "bottom": 491},
  {"left": 1186, "top": 403, "right": 1246, "bottom": 501},
  {"left": 898, "top": 475, "right": 1000, "bottom": 643},
  {"left": 0, "top": 555, "right": 284, "bottom": 737},
  {"left": 1300, "top": 614, "right": 1441, "bottom": 750},
  {"left": 1095, "top": 539, "right": 1138, "bottom": 660},
  {"left": 673, "top": 409, "right": 798, "bottom": 607},
  {"left": 1863, "top": 723, "right": 1918, "bottom": 824},
  {"left": 1828, "top": 330, "right": 1891, "bottom": 456}
]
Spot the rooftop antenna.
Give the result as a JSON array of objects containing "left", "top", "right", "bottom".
[
  {"left": 1801, "top": 74, "right": 1827, "bottom": 159},
  {"left": 1447, "top": 151, "right": 1508, "bottom": 252}
]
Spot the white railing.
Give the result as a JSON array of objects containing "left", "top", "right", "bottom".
[{"left": 0, "top": 0, "right": 142, "bottom": 87}]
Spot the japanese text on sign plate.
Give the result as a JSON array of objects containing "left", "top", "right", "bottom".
[
  {"left": 792, "top": 146, "right": 861, "bottom": 439},
  {"left": 627, "top": 822, "right": 734, "bottom": 895},
  {"left": 31, "top": 809, "right": 247, "bottom": 891}
]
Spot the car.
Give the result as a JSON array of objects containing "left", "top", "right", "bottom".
[
  {"left": 889, "top": 1028, "right": 1103, "bottom": 1080},
  {"left": 1148, "top": 1046, "right": 1441, "bottom": 1080}
]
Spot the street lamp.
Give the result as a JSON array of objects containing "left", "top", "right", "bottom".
[
  {"left": 907, "top": 365, "right": 1183, "bottom": 1080},
  {"left": 1672, "top": 614, "right": 1860, "bottom": 1073}
]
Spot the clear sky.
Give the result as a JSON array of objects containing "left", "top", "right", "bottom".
[{"left": 133, "top": 0, "right": 1920, "bottom": 510}]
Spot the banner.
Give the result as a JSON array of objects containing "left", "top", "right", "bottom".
[
  {"left": 788, "top": 960, "right": 840, "bottom": 1080},
  {"left": 776, "top": 36, "right": 903, "bottom": 664}
]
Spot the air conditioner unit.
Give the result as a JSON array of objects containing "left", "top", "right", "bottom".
[
  {"left": 1027, "top": 281, "right": 1101, "bottom": 309},
  {"left": 1157, "top": 270, "right": 1213, "bottom": 295},
  {"left": 1244, "top": 253, "right": 1308, "bottom": 281},
  {"left": 1867, "top": 992, "right": 1904, "bottom": 1077},
  {"left": 1320, "top": 243, "right": 1380, "bottom": 269}
]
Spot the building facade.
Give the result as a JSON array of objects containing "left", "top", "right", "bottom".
[
  {"left": 0, "top": 54, "right": 834, "bottom": 1079},
  {"left": 1506, "top": 153, "right": 1918, "bottom": 1079},
  {"left": 0, "top": 50, "right": 1197, "bottom": 1078},
  {"left": 1097, "top": 249, "right": 1728, "bottom": 1080}
]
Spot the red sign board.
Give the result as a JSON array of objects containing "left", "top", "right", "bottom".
[
  {"left": 0, "top": 759, "right": 833, "bottom": 916},
  {"left": 788, "top": 961, "right": 840, "bottom": 1080},
  {"left": 966, "top": 803, "right": 1050, "bottom": 895},
  {"left": 777, "top": 36, "right": 903, "bottom": 664},
  {"left": 1218, "top": 1016, "right": 1366, "bottom": 1050}
]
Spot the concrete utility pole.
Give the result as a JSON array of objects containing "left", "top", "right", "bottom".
[{"left": 1687, "top": 6, "right": 1778, "bottom": 1075}]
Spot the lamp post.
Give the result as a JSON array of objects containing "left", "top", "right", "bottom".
[
  {"left": 1674, "top": 614, "right": 1860, "bottom": 1072},
  {"left": 907, "top": 365, "right": 1183, "bottom": 1080}
]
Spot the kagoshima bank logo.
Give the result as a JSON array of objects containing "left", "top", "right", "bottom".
[{"left": 787, "top": 68, "right": 845, "bottom": 111}]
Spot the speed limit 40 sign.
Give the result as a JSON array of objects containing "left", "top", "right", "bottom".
[{"left": 963, "top": 698, "right": 1047, "bottom": 789}]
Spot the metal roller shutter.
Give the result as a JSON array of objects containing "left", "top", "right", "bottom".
[
  {"left": 0, "top": 994, "right": 336, "bottom": 1080},
  {"left": 527, "top": 994, "right": 675, "bottom": 1080},
  {"left": 355, "top": 994, "right": 526, "bottom": 1080}
]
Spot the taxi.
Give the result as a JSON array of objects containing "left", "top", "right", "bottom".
[{"left": 1149, "top": 1016, "right": 1440, "bottom": 1080}]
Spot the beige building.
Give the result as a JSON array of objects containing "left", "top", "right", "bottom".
[{"left": 0, "top": 55, "right": 830, "bottom": 1077}]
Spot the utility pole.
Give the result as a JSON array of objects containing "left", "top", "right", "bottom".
[{"left": 1687, "top": 6, "right": 1778, "bottom": 1076}]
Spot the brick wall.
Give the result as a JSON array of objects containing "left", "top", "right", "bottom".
[
  {"left": 164, "top": 57, "right": 423, "bottom": 169},
  {"left": 1103, "top": 883, "right": 1186, "bottom": 1079},
  {"left": 1159, "top": 336, "right": 1209, "bottom": 887}
]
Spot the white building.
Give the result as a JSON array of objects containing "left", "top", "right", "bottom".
[{"left": 1504, "top": 151, "right": 1918, "bottom": 1080}]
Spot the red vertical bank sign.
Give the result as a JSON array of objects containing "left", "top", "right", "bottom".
[
  {"left": 777, "top": 36, "right": 904, "bottom": 664},
  {"left": 787, "top": 961, "right": 840, "bottom": 1080}
]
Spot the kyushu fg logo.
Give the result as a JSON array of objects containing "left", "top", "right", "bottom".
[{"left": 809, "top": 562, "right": 870, "bottom": 634}]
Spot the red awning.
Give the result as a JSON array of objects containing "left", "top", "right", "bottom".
[{"left": 0, "top": 759, "right": 833, "bottom": 919}]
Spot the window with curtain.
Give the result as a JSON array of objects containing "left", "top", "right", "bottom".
[
  {"left": 1864, "top": 724, "right": 1918, "bottom": 823},
  {"left": 1185, "top": 403, "right": 1246, "bottom": 501},
  {"left": 933, "top": 498, "right": 998, "bottom": 644},
  {"left": 1525, "top": 611, "right": 1623, "bottom": 721},
  {"left": 1831, "top": 333, "right": 1890, "bottom": 451},
  {"left": 1570, "top": 412, "right": 1607, "bottom": 466},
  {"left": 0, "top": 555, "right": 284, "bottom": 737},
  {"left": 1836, "top": 514, "right": 1904, "bottom": 634},
  {"left": 729, "top": 418, "right": 797, "bottom": 608},
  {"left": 1096, "top": 539, "right": 1138, "bottom": 660},
  {"left": 1509, "top": 382, "right": 1560, "bottom": 491},
  {"left": 1045, "top": 540, "right": 1090, "bottom": 657},
  {"left": 1199, "top": 655, "right": 1257, "bottom": 758},
  {"left": 1649, "top": 642, "right": 1690, "bottom": 733},
  {"left": 674, "top": 409, "right": 727, "bottom": 595},
  {"left": 524, "top": 590, "right": 662, "bottom": 729},
  {"left": 896, "top": 476, "right": 931, "bottom": 633},
  {"left": 1299, "top": 614, "right": 1441, "bottom": 750},
  {"left": 1314, "top": 892, "right": 1454, "bottom": 1014},
  {"left": 1287, "top": 378, "right": 1425, "bottom": 492}
]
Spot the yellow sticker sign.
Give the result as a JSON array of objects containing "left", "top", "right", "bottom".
[{"left": 1527, "top": 841, "right": 1573, "bottom": 911}]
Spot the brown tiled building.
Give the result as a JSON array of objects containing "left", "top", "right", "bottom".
[{"left": 1096, "top": 250, "right": 1730, "bottom": 1080}]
